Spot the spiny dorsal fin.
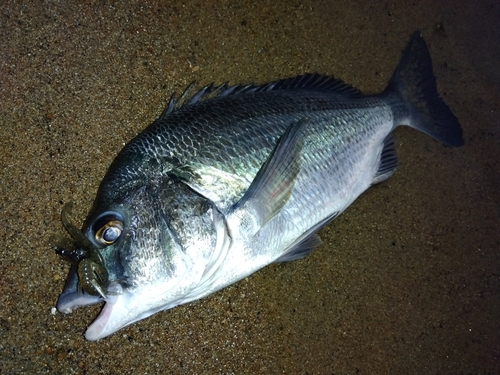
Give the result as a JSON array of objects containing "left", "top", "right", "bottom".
[
  {"left": 160, "top": 81, "right": 226, "bottom": 119},
  {"left": 159, "top": 73, "right": 362, "bottom": 119}
]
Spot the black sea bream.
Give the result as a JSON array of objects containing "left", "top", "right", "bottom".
[{"left": 56, "top": 32, "right": 463, "bottom": 340}]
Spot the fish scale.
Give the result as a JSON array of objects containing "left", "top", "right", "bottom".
[
  {"left": 101, "top": 89, "right": 358, "bottom": 195},
  {"left": 55, "top": 32, "right": 463, "bottom": 341}
]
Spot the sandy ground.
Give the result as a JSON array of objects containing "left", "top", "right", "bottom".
[{"left": 1, "top": 0, "right": 499, "bottom": 373}]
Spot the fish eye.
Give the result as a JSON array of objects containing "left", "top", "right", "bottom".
[{"left": 93, "top": 213, "right": 124, "bottom": 246}]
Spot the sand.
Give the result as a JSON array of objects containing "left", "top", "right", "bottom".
[{"left": 1, "top": 0, "right": 499, "bottom": 373}]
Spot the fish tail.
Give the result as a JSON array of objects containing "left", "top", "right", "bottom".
[{"left": 384, "top": 31, "right": 464, "bottom": 147}]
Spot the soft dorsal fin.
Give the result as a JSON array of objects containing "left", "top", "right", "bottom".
[
  {"left": 159, "top": 73, "right": 362, "bottom": 119},
  {"left": 260, "top": 73, "right": 362, "bottom": 96}
]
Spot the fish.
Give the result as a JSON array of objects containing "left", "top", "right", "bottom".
[{"left": 55, "top": 31, "right": 463, "bottom": 341}]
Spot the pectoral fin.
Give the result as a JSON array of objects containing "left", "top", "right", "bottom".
[{"left": 232, "top": 118, "right": 309, "bottom": 226}]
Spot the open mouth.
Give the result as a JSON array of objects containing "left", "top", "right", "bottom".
[
  {"left": 56, "top": 265, "right": 103, "bottom": 313},
  {"left": 57, "top": 265, "right": 124, "bottom": 341}
]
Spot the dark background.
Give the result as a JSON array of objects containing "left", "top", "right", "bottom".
[{"left": 1, "top": 0, "right": 499, "bottom": 373}]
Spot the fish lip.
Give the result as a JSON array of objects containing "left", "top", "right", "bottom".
[
  {"left": 84, "top": 282, "right": 124, "bottom": 341},
  {"left": 56, "top": 265, "right": 103, "bottom": 313},
  {"left": 57, "top": 265, "right": 131, "bottom": 341},
  {"left": 57, "top": 278, "right": 125, "bottom": 341},
  {"left": 56, "top": 265, "right": 121, "bottom": 314},
  {"left": 56, "top": 290, "right": 102, "bottom": 313}
]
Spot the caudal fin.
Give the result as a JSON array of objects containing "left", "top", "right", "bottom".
[{"left": 385, "top": 31, "right": 464, "bottom": 147}]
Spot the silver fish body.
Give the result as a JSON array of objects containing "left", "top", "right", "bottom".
[{"left": 56, "top": 32, "right": 463, "bottom": 340}]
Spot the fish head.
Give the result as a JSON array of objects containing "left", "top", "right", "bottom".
[{"left": 57, "top": 178, "right": 225, "bottom": 341}]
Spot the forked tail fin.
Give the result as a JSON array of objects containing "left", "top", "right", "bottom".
[{"left": 385, "top": 31, "right": 464, "bottom": 147}]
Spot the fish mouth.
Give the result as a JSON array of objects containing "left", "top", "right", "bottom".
[
  {"left": 56, "top": 265, "right": 102, "bottom": 313},
  {"left": 83, "top": 283, "right": 126, "bottom": 341},
  {"left": 57, "top": 266, "right": 125, "bottom": 341},
  {"left": 56, "top": 291, "right": 102, "bottom": 314}
]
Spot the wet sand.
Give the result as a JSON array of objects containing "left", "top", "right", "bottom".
[{"left": 1, "top": 0, "right": 499, "bottom": 373}]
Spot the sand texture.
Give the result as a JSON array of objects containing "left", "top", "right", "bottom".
[{"left": 1, "top": 0, "right": 499, "bottom": 373}]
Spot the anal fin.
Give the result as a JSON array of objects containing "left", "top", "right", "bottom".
[
  {"left": 275, "top": 211, "right": 340, "bottom": 263},
  {"left": 371, "top": 133, "right": 398, "bottom": 185},
  {"left": 275, "top": 234, "right": 322, "bottom": 262}
]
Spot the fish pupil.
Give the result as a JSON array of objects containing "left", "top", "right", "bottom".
[{"left": 103, "top": 227, "right": 120, "bottom": 242}]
